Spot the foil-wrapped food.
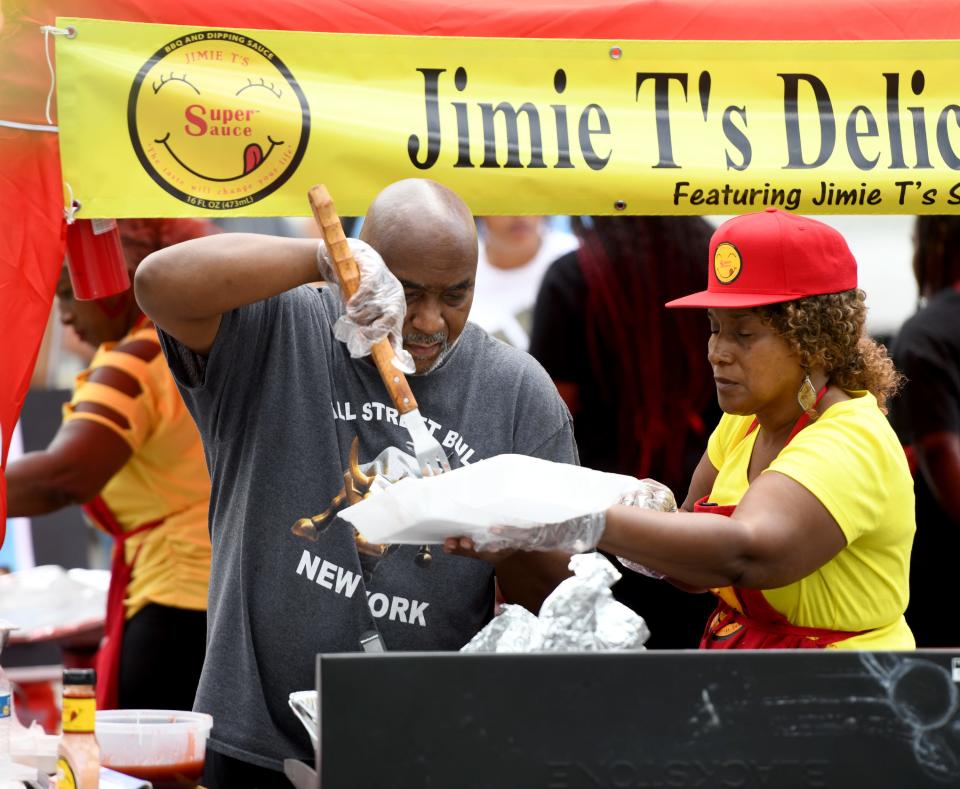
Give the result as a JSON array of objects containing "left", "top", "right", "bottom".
[{"left": 461, "top": 553, "right": 650, "bottom": 653}]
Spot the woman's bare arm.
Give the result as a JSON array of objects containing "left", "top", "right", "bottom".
[
  {"left": 600, "top": 470, "right": 846, "bottom": 590},
  {"left": 5, "top": 419, "right": 131, "bottom": 516}
]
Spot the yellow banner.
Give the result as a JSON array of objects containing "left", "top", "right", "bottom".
[{"left": 56, "top": 18, "right": 960, "bottom": 216}]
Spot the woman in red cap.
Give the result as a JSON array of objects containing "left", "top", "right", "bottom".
[
  {"left": 6, "top": 219, "right": 218, "bottom": 704},
  {"left": 605, "top": 209, "right": 914, "bottom": 649},
  {"left": 451, "top": 209, "right": 915, "bottom": 650}
]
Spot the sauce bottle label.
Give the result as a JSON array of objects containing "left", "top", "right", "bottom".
[
  {"left": 56, "top": 756, "right": 78, "bottom": 789},
  {"left": 62, "top": 697, "right": 96, "bottom": 732}
]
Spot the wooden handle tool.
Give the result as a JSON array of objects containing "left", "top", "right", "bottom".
[{"left": 308, "top": 184, "right": 419, "bottom": 415}]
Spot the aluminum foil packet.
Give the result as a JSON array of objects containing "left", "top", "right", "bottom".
[
  {"left": 461, "top": 552, "right": 649, "bottom": 653},
  {"left": 459, "top": 604, "right": 543, "bottom": 653}
]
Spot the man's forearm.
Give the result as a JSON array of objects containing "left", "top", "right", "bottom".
[{"left": 135, "top": 234, "right": 320, "bottom": 325}]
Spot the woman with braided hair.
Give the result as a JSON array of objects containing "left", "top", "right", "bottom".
[
  {"left": 5, "top": 218, "right": 218, "bottom": 707},
  {"left": 529, "top": 215, "right": 720, "bottom": 648}
]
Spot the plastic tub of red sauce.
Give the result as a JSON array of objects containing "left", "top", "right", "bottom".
[{"left": 95, "top": 710, "right": 212, "bottom": 789}]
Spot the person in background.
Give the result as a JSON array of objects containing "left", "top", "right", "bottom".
[
  {"left": 529, "top": 215, "right": 719, "bottom": 648},
  {"left": 890, "top": 215, "right": 960, "bottom": 647},
  {"left": 469, "top": 216, "right": 578, "bottom": 349},
  {"left": 4, "top": 218, "right": 217, "bottom": 710}
]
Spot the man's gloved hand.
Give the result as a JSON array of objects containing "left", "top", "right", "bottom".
[
  {"left": 460, "top": 513, "right": 607, "bottom": 555},
  {"left": 317, "top": 238, "right": 414, "bottom": 373}
]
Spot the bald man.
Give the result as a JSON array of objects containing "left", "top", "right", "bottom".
[{"left": 135, "top": 179, "right": 577, "bottom": 786}]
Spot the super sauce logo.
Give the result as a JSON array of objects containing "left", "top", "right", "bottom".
[{"left": 127, "top": 30, "right": 309, "bottom": 209}]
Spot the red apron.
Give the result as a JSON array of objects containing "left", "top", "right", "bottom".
[
  {"left": 697, "top": 388, "right": 867, "bottom": 650},
  {"left": 83, "top": 496, "right": 165, "bottom": 709}
]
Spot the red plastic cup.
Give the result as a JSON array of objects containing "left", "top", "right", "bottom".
[{"left": 65, "top": 218, "right": 130, "bottom": 301}]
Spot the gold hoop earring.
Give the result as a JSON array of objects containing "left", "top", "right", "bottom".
[{"left": 797, "top": 374, "right": 819, "bottom": 421}]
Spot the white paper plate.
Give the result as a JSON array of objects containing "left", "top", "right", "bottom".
[{"left": 338, "top": 454, "right": 641, "bottom": 545}]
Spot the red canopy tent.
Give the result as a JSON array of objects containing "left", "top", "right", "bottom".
[{"left": 1, "top": 0, "right": 957, "bottom": 530}]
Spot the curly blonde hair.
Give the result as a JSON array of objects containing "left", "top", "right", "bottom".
[{"left": 754, "top": 289, "right": 903, "bottom": 412}]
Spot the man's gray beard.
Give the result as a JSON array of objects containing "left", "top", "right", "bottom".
[{"left": 406, "top": 331, "right": 460, "bottom": 376}]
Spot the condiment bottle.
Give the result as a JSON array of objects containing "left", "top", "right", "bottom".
[{"left": 56, "top": 669, "right": 100, "bottom": 788}]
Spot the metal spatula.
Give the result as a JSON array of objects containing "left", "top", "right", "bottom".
[{"left": 308, "top": 184, "right": 450, "bottom": 477}]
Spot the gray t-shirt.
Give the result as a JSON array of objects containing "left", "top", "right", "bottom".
[{"left": 159, "top": 285, "right": 577, "bottom": 770}]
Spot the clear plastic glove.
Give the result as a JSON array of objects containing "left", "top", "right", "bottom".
[
  {"left": 316, "top": 238, "right": 414, "bottom": 373},
  {"left": 470, "top": 512, "right": 606, "bottom": 554},
  {"left": 468, "top": 478, "right": 677, "bottom": 558},
  {"left": 614, "top": 479, "right": 677, "bottom": 580}
]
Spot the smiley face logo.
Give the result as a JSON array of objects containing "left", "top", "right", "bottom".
[
  {"left": 714, "top": 242, "right": 742, "bottom": 285},
  {"left": 128, "top": 31, "right": 309, "bottom": 209}
]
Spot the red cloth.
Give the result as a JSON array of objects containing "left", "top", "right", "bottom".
[
  {"left": 701, "top": 588, "right": 866, "bottom": 649},
  {"left": 12, "top": 676, "right": 60, "bottom": 735},
  {"left": 695, "top": 498, "right": 866, "bottom": 648},
  {"left": 0, "top": 128, "right": 65, "bottom": 529},
  {"left": 82, "top": 495, "right": 164, "bottom": 709},
  {"left": 696, "top": 502, "right": 866, "bottom": 649}
]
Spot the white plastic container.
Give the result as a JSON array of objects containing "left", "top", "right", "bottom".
[{"left": 94, "top": 710, "right": 211, "bottom": 789}]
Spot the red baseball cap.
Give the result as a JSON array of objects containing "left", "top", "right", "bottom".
[{"left": 666, "top": 208, "right": 858, "bottom": 309}]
